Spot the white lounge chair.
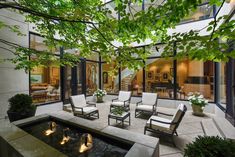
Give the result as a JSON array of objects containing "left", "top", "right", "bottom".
[
  {"left": 135, "top": 92, "right": 158, "bottom": 117},
  {"left": 110, "top": 91, "right": 132, "bottom": 111},
  {"left": 70, "top": 94, "right": 99, "bottom": 119},
  {"left": 144, "top": 104, "right": 187, "bottom": 144}
]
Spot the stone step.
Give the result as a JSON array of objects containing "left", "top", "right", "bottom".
[
  {"left": 201, "top": 119, "right": 222, "bottom": 137},
  {"left": 213, "top": 117, "right": 235, "bottom": 140}
]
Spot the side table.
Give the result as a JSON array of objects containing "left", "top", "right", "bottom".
[{"left": 108, "top": 112, "right": 130, "bottom": 127}]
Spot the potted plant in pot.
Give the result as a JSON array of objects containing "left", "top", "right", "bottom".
[
  {"left": 188, "top": 92, "right": 208, "bottom": 116},
  {"left": 93, "top": 89, "right": 107, "bottom": 103},
  {"left": 7, "top": 93, "right": 36, "bottom": 122}
]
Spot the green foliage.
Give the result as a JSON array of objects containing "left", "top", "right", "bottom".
[
  {"left": 0, "top": 0, "right": 234, "bottom": 72},
  {"left": 184, "top": 136, "right": 235, "bottom": 157},
  {"left": 8, "top": 94, "right": 36, "bottom": 113},
  {"left": 188, "top": 92, "right": 208, "bottom": 107},
  {"left": 111, "top": 106, "right": 125, "bottom": 116}
]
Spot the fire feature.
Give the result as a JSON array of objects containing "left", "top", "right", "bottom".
[
  {"left": 78, "top": 133, "right": 93, "bottom": 153},
  {"left": 60, "top": 128, "right": 70, "bottom": 145},
  {"left": 44, "top": 121, "right": 56, "bottom": 136}
]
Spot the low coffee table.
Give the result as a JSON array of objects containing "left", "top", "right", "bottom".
[{"left": 108, "top": 112, "right": 130, "bottom": 127}]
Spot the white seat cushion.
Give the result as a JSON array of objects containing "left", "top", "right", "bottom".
[
  {"left": 170, "top": 103, "right": 185, "bottom": 130},
  {"left": 70, "top": 94, "right": 87, "bottom": 108},
  {"left": 146, "top": 115, "right": 172, "bottom": 133},
  {"left": 118, "top": 91, "right": 131, "bottom": 101},
  {"left": 142, "top": 92, "right": 157, "bottom": 106},
  {"left": 111, "top": 101, "right": 125, "bottom": 106},
  {"left": 136, "top": 105, "right": 154, "bottom": 112},
  {"left": 74, "top": 107, "right": 98, "bottom": 115}
]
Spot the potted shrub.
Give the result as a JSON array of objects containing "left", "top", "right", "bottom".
[
  {"left": 7, "top": 94, "right": 36, "bottom": 122},
  {"left": 93, "top": 89, "right": 107, "bottom": 103},
  {"left": 188, "top": 92, "right": 208, "bottom": 116},
  {"left": 111, "top": 106, "right": 125, "bottom": 116},
  {"left": 184, "top": 136, "right": 235, "bottom": 157}
]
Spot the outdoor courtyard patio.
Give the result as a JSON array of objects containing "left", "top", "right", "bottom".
[
  {"left": 60, "top": 100, "right": 214, "bottom": 157},
  {"left": 1, "top": 0, "right": 235, "bottom": 157}
]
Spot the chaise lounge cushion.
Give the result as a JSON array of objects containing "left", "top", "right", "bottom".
[
  {"left": 74, "top": 107, "right": 98, "bottom": 115},
  {"left": 146, "top": 116, "right": 172, "bottom": 133},
  {"left": 136, "top": 105, "right": 153, "bottom": 112}
]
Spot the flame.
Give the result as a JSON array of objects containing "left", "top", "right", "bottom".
[
  {"left": 60, "top": 136, "right": 70, "bottom": 145},
  {"left": 45, "top": 129, "right": 55, "bottom": 136},
  {"left": 79, "top": 134, "right": 93, "bottom": 153},
  {"left": 44, "top": 122, "right": 56, "bottom": 136}
]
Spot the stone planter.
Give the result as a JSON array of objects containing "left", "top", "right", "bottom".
[
  {"left": 192, "top": 104, "right": 204, "bottom": 117},
  {"left": 7, "top": 108, "right": 36, "bottom": 122},
  {"left": 96, "top": 96, "right": 104, "bottom": 103}
]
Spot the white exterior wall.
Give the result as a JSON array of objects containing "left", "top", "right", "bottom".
[{"left": 0, "top": 9, "right": 30, "bottom": 119}]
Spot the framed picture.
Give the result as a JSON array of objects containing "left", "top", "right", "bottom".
[
  {"left": 147, "top": 71, "right": 153, "bottom": 79},
  {"left": 162, "top": 73, "right": 168, "bottom": 80},
  {"left": 31, "top": 74, "right": 42, "bottom": 83},
  {"left": 103, "top": 72, "right": 108, "bottom": 84},
  {"left": 52, "top": 67, "right": 59, "bottom": 77}
]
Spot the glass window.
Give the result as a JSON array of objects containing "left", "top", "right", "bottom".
[
  {"left": 30, "top": 34, "right": 61, "bottom": 105},
  {"left": 102, "top": 62, "right": 119, "bottom": 94},
  {"left": 177, "top": 59, "right": 214, "bottom": 101},
  {"left": 120, "top": 66, "right": 143, "bottom": 96},
  {"left": 85, "top": 52, "right": 99, "bottom": 61},
  {"left": 30, "top": 34, "right": 60, "bottom": 55},
  {"left": 145, "top": 58, "right": 173, "bottom": 98},
  {"left": 181, "top": 2, "right": 213, "bottom": 23},
  {"left": 146, "top": 44, "right": 166, "bottom": 57},
  {"left": 86, "top": 62, "right": 99, "bottom": 95},
  {"left": 220, "top": 62, "right": 226, "bottom": 105}
]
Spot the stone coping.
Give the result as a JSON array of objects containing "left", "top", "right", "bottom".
[{"left": 0, "top": 114, "right": 159, "bottom": 157}]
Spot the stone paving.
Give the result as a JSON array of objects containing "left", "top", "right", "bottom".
[{"left": 63, "top": 101, "right": 214, "bottom": 157}]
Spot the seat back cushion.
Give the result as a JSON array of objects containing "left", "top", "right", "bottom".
[
  {"left": 70, "top": 94, "right": 87, "bottom": 108},
  {"left": 170, "top": 103, "right": 186, "bottom": 130},
  {"left": 118, "top": 91, "right": 131, "bottom": 101},
  {"left": 142, "top": 92, "right": 157, "bottom": 106}
]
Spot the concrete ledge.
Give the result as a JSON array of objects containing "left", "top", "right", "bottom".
[
  {"left": 102, "top": 126, "right": 159, "bottom": 149},
  {"left": 213, "top": 117, "right": 235, "bottom": 140},
  {"left": 201, "top": 119, "right": 222, "bottom": 137}
]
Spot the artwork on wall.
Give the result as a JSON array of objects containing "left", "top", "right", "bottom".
[
  {"left": 31, "top": 74, "right": 42, "bottom": 83},
  {"left": 103, "top": 72, "right": 108, "bottom": 84},
  {"left": 52, "top": 67, "right": 59, "bottom": 77},
  {"left": 162, "top": 73, "right": 168, "bottom": 80},
  {"left": 147, "top": 71, "right": 154, "bottom": 79}
]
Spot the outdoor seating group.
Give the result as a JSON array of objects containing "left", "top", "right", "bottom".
[{"left": 69, "top": 91, "right": 187, "bottom": 144}]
